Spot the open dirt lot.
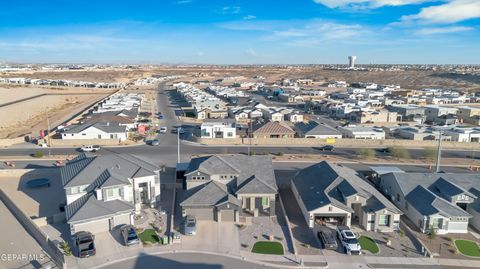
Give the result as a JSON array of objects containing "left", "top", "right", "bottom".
[{"left": 0, "top": 86, "right": 114, "bottom": 138}]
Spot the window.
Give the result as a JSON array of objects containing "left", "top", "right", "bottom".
[
  {"left": 431, "top": 218, "right": 443, "bottom": 229},
  {"left": 106, "top": 188, "right": 120, "bottom": 200},
  {"left": 227, "top": 132, "right": 233, "bottom": 137},
  {"left": 82, "top": 133, "right": 86, "bottom": 136},
  {"left": 378, "top": 214, "right": 391, "bottom": 226},
  {"left": 396, "top": 194, "right": 400, "bottom": 202}
]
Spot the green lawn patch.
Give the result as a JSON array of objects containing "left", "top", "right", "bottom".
[
  {"left": 455, "top": 240, "right": 480, "bottom": 257},
  {"left": 251, "top": 241, "right": 284, "bottom": 255},
  {"left": 139, "top": 229, "right": 159, "bottom": 244},
  {"left": 358, "top": 236, "right": 379, "bottom": 254}
]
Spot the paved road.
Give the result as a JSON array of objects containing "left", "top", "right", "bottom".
[{"left": 98, "top": 253, "right": 277, "bottom": 269}]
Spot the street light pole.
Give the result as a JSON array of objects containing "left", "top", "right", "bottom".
[
  {"left": 177, "top": 127, "right": 181, "bottom": 163},
  {"left": 435, "top": 130, "right": 443, "bottom": 173}
]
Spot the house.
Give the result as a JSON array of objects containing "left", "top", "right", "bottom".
[
  {"left": 338, "top": 126, "right": 385, "bottom": 140},
  {"left": 380, "top": 173, "right": 480, "bottom": 234},
  {"left": 295, "top": 121, "right": 342, "bottom": 139},
  {"left": 180, "top": 155, "right": 278, "bottom": 222},
  {"left": 291, "top": 161, "right": 401, "bottom": 232},
  {"left": 457, "top": 107, "right": 480, "bottom": 125},
  {"left": 62, "top": 122, "right": 128, "bottom": 141},
  {"left": 82, "top": 115, "right": 136, "bottom": 130},
  {"left": 425, "top": 106, "right": 458, "bottom": 124},
  {"left": 200, "top": 119, "right": 237, "bottom": 139},
  {"left": 252, "top": 121, "right": 296, "bottom": 138},
  {"left": 351, "top": 109, "right": 397, "bottom": 124},
  {"left": 61, "top": 153, "right": 160, "bottom": 235}
]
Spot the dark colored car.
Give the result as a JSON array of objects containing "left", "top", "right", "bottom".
[
  {"left": 121, "top": 225, "right": 140, "bottom": 246},
  {"left": 26, "top": 178, "right": 51, "bottom": 188},
  {"left": 318, "top": 229, "right": 338, "bottom": 250},
  {"left": 74, "top": 231, "right": 96, "bottom": 258},
  {"left": 376, "top": 148, "right": 390, "bottom": 153},
  {"left": 159, "top": 115, "right": 164, "bottom": 119},
  {"left": 319, "top": 145, "right": 334, "bottom": 151}
]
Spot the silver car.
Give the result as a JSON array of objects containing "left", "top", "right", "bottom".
[
  {"left": 183, "top": 215, "right": 197, "bottom": 236},
  {"left": 120, "top": 225, "right": 140, "bottom": 246}
]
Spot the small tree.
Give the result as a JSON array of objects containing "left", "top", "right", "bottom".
[
  {"left": 428, "top": 225, "right": 437, "bottom": 242},
  {"left": 423, "top": 147, "right": 438, "bottom": 159},
  {"left": 388, "top": 146, "right": 411, "bottom": 159},
  {"left": 33, "top": 152, "right": 44, "bottom": 158},
  {"left": 60, "top": 241, "right": 72, "bottom": 256},
  {"left": 357, "top": 148, "right": 375, "bottom": 159}
]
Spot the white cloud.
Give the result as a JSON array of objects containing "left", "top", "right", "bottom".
[
  {"left": 402, "top": 0, "right": 480, "bottom": 24},
  {"left": 243, "top": 15, "right": 256, "bottom": 20},
  {"left": 415, "top": 26, "right": 474, "bottom": 35},
  {"left": 219, "top": 6, "right": 242, "bottom": 14},
  {"left": 313, "top": 0, "right": 429, "bottom": 9}
]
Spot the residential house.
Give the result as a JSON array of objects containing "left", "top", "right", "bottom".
[
  {"left": 201, "top": 119, "right": 237, "bottom": 139},
  {"left": 457, "top": 107, "right": 480, "bottom": 125},
  {"left": 180, "top": 155, "right": 277, "bottom": 222},
  {"left": 295, "top": 121, "right": 342, "bottom": 139},
  {"left": 252, "top": 121, "right": 296, "bottom": 138},
  {"left": 61, "top": 153, "right": 160, "bottom": 235},
  {"left": 338, "top": 126, "right": 385, "bottom": 140},
  {"left": 291, "top": 161, "right": 402, "bottom": 232},
  {"left": 62, "top": 122, "right": 128, "bottom": 141},
  {"left": 380, "top": 173, "right": 480, "bottom": 234}
]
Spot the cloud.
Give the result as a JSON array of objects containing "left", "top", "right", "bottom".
[
  {"left": 414, "top": 26, "right": 474, "bottom": 35},
  {"left": 401, "top": 0, "right": 480, "bottom": 24},
  {"left": 243, "top": 15, "right": 256, "bottom": 20},
  {"left": 313, "top": 0, "right": 429, "bottom": 9},
  {"left": 219, "top": 6, "right": 242, "bottom": 14},
  {"left": 176, "top": 0, "right": 192, "bottom": 4}
]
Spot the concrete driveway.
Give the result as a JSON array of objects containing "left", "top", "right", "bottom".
[{"left": 177, "top": 220, "right": 240, "bottom": 256}]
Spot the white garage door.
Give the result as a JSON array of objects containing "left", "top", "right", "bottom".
[
  {"left": 187, "top": 208, "right": 214, "bottom": 220},
  {"left": 72, "top": 218, "right": 110, "bottom": 235},
  {"left": 448, "top": 221, "right": 469, "bottom": 233}
]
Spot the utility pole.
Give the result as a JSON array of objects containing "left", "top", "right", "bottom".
[
  {"left": 177, "top": 127, "right": 181, "bottom": 163},
  {"left": 45, "top": 109, "right": 52, "bottom": 157},
  {"left": 247, "top": 120, "right": 253, "bottom": 156},
  {"left": 435, "top": 130, "right": 443, "bottom": 173}
]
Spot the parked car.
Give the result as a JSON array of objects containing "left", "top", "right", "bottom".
[
  {"left": 318, "top": 145, "right": 334, "bottom": 151},
  {"left": 318, "top": 229, "right": 338, "bottom": 250},
  {"left": 159, "top": 127, "right": 168, "bottom": 133},
  {"left": 159, "top": 115, "right": 164, "bottom": 119},
  {"left": 336, "top": 226, "right": 361, "bottom": 255},
  {"left": 120, "top": 225, "right": 140, "bottom": 246},
  {"left": 183, "top": 215, "right": 197, "bottom": 236},
  {"left": 74, "top": 231, "right": 96, "bottom": 258},
  {"left": 25, "top": 178, "right": 51, "bottom": 188},
  {"left": 150, "top": 139, "right": 160, "bottom": 146},
  {"left": 376, "top": 148, "right": 390, "bottom": 153},
  {"left": 80, "top": 145, "right": 101, "bottom": 152}
]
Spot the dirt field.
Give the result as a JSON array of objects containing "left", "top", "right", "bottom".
[{"left": 0, "top": 86, "right": 114, "bottom": 138}]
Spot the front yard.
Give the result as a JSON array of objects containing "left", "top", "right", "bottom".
[
  {"left": 139, "top": 229, "right": 160, "bottom": 244},
  {"left": 251, "top": 241, "right": 284, "bottom": 255},
  {"left": 358, "top": 236, "right": 379, "bottom": 254},
  {"left": 455, "top": 240, "right": 480, "bottom": 257}
]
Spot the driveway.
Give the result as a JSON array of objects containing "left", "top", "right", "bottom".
[
  {"left": 177, "top": 220, "right": 240, "bottom": 256},
  {"left": 279, "top": 188, "right": 322, "bottom": 255}
]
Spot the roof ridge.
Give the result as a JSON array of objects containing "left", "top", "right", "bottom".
[{"left": 212, "top": 155, "right": 241, "bottom": 173}]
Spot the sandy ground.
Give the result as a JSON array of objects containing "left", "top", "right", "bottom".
[{"left": 0, "top": 86, "right": 114, "bottom": 138}]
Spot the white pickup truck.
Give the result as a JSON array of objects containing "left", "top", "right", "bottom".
[
  {"left": 80, "top": 145, "right": 101, "bottom": 152},
  {"left": 336, "top": 226, "right": 362, "bottom": 255}
]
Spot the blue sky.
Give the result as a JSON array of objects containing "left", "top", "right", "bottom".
[{"left": 0, "top": 0, "right": 479, "bottom": 64}]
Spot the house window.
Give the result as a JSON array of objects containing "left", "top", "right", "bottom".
[
  {"left": 82, "top": 133, "right": 86, "bottom": 136},
  {"left": 106, "top": 188, "right": 120, "bottom": 200},
  {"left": 431, "top": 218, "right": 443, "bottom": 229},
  {"left": 378, "top": 214, "right": 391, "bottom": 226},
  {"left": 328, "top": 206, "right": 333, "bottom": 212},
  {"left": 396, "top": 194, "right": 400, "bottom": 202},
  {"left": 262, "top": 197, "right": 269, "bottom": 206},
  {"left": 227, "top": 132, "right": 233, "bottom": 137}
]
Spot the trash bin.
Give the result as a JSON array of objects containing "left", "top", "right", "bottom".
[{"left": 162, "top": 235, "right": 169, "bottom": 245}]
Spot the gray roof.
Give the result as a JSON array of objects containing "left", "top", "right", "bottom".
[
  {"left": 182, "top": 155, "right": 277, "bottom": 207},
  {"left": 61, "top": 153, "right": 159, "bottom": 188},
  {"left": 292, "top": 161, "right": 401, "bottom": 214},
  {"left": 382, "top": 172, "right": 480, "bottom": 217},
  {"left": 66, "top": 193, "right": 134, "bottom": 223},
  {"left": 64, "top": 122, "right": 126, "bottom": 134},
  {"left": 295, "top": 121, "right": 341, "bottom": 136}
]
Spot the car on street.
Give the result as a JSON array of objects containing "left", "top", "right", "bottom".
[
  {"left": 149, "top": 139, "right": 160, "bottom": 146},
  {"left": 159, "top": 115, "right": 164, "bottom": 119},
  {"left": 159, "top": 127, "right": 167, "bottom": 133},
  {"left": 183, "top": 215, "right": 197, "bottom": 236},
  {"left": 318, "top": 145, "right": 334, "bottom": 151},
  {"left": 336, "top": 226, "right": 361, "bottom": 255},
  {"left": 74, "top": 231, "right": 96, "bottom": 258},
  {"left": 376, "top": 147, "right": 390, "bottom": 153},
  {"left": 318, "top": 229, "right": 338, "bottom": 250},
  {"left": 120, "top": 225, "right": 140, "bottom": 246},
  {"left": 80, "top": 145, "right": 101, "bottom": 152},
  {"left": 25, "top": 178, "right": 51, "bottom": 188}
]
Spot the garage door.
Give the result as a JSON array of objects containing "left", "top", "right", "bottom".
[
  {"left": 72, "top": 218, "right": 110, "bottom": 234},
  {"left": 314, "top": 215, "right": 346, "bottom": 226},
  {"left": 187, "top": 208, "right": 214, "bottom": 220},
  {"left": 448, "top": 221, "right": 468, "bottom": 233},
  {"left": 220, "top": 210, "right": 235, "bottom": 222}
]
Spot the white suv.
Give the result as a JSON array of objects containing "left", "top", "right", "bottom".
[{"left": 336, "top": 226, "right": 362, "bottom": 255}]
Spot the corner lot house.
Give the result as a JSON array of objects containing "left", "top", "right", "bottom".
[
  {"left": 380, "top": 173, "right": 480, "bottom": 234},
  {"left": 200, "top": 119, "right": 237, "bottom": 139},
  {"left": 62, "top": 122, "right": 128, "bottom": 141},
  {"left": 180, "top": 155, "right": 277, "bottom": 223},
  {"left": 61, "top": 153, "right": 160, "bottom": 235},
  {"left": 295, "top": 121, "right": 342, "bottom": 139},
  {"left": 291, "top": 161, "right": 401, "bottom": 232}
]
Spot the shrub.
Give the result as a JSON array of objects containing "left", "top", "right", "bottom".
[
  {"left": 60, "top": 241, "right": 72, "bottom": 256},
  {"left": 388, "top": 146, "right": 411, "bottom": 159},
  {"left": 32, "top": 152, "right": 44, "bottom": 158},
  {"left": 423, "top": 147, "right": 438, "bottom": 159},
  {"left": 357, "top": 148, "right": 375, "bottom": 159}
]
